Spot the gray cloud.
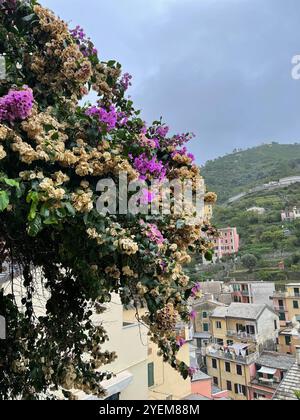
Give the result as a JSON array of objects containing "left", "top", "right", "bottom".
[{"left": 44, "top": 0, "right": 300, "bottom": 163}]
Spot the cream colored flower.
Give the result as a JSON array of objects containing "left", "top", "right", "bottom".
[{"left": 0, "top": 145, "right": 7, "bottom": 160}]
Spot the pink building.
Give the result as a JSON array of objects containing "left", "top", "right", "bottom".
[
  {"left": 213, "top": 227, "right": 240, "bottom": 260},
  {"left": 190, "top": 372, "right": 229, "bottom": 400}
]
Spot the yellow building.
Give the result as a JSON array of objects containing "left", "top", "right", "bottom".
[
  {"left": 278, "top": 328, "right": 300, "bottom": 355},
  {"left": 148, "top": 337, "right": 192, "bottom": 400},
  {"left": 273, "top": 283, "right": 300, "bottom": 325},
  {"left": 205, "top": 303, "right": 279, "bottom": 400},
  {"left": 206, "top": 347, "right": 257, "bottom": 400},
  {"left": 272, "top": 283, "right": 300, "bottom": 356},
  {"left": 123, "top": 303, "right": 193, "bottom": 401}
]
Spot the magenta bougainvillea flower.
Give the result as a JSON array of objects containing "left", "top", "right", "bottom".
[
  {"left": 120, "top": 72, "right": 132, "bottom": 91},
  {"left": 191, "top": 282, "right": 203, "bottom": 298},
  {"left": 172, "top": 146, "right": 195, "bottom": 162},
  {"left": 0, "top": 87, "right": 34, "bottom": 123},
  {"left": 155, "top": 125, "right": 169, "bottom": 138},
  {"left": 189, "top": 310, "right": 197, "bottom": 320},
  {"left": 176, "top": 337, "right": 186, "bottom": 348},
  {"left": 85, "top": 105, "right": 118, "bottom": 131},
  {"left": 140, "top": 220, "right": 165, "bottom": 245},
  {"left": 70, "top": 25, "right": 98, "bottom": 57},
  {"left": 132, "top": 153, "right": 167, "bottom": 181}
]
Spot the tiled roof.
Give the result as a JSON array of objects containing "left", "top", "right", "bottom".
[
  {"left": 211, "top": 303, "right": 271, "bottom": 320},
  {"left": 210, "top": 306, "right": 228, "bottom": 318},
  {"left": 256, "top": 351, "right": 295, "bottom": 371},
  {"left": 273, "top": 363, "right": 300, "bottom": 400}
]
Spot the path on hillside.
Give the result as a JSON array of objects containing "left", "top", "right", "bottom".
[{"left": 227, "top": 175, "right": 300, "bottom": 204}]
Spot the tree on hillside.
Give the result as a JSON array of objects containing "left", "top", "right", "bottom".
[
  {"left": 0, "top": 1, "right": 216, "bottom": 399},
  {"left": 241, "top": 254, "right": 258, "bottom": 272}
]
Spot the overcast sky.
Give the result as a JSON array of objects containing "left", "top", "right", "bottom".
[{"left": 43, "top": 0, "right": 300, "bottom": 163}]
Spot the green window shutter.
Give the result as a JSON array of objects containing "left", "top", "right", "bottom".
[
  {"left": 148, "top": 363, "right": 154, "bottom": 388},
  {"left": 293, "top": 301, "right": 299, "bottom": 309}
]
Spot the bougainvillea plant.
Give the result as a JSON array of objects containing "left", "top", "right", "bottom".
[{"left": 0, "top": 0, "right": 217, "bottom": 400}]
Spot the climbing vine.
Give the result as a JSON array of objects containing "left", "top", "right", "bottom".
[{"left": 0, "top": 0, "right": 216, "bottom": 399}]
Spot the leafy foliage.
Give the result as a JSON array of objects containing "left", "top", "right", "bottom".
[{"left": 0, "top": 0, "right": 214, "bottom": 399}]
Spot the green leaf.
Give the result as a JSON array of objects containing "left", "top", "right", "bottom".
[
  {"left": 22, "top": 14, "right": 36, "bottom": 22},
  {"left": 43, "top": 216, "right": 58, "bottom": 225},
  {"left": 27, "top": 215, "right": 42, "bottom": 237},
  {"left": 2, "top": 178, "right": 19, "bottom": 189},
  {"left": 0, "top": 191, "right": 9, "bottom": 212},
  {"left": 64, "top": 202, "right": 76, "bottom": 217}
]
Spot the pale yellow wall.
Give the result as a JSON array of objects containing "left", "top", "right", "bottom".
[
  {"left": 211, "top": 317, "right": 227, "bottom": 340},
  {"left": 121, "top": 361, "right": 149, "bottom": 400},
  {"left": 92, "top": 295, "right": 149, "bottom": 400},
  {"left": 207, "top": 356, "right": 252, "bottom": 400},
  {"left": 278, "top": 334, "right": 300, "bottom": 355},
  {"left": 286, "top": 297, "right": 300, "bottom": 322},
  {"left": 148, "top": 341, "right": 192, "bottom": 400}
]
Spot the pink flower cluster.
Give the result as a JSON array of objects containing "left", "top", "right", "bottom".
[
  {"left": 138, "top": 134, "right": 160, "bottom": 150},
  {"left": 133, "top": 153, "right": 167, "bottom": 181},
  {"left": 120, "top": 73, "right": 133, "bottom": 91},
  {"left": 0, "top": 87, "right": 34, "bottom": 123},
  {"left": 140, "top": 221, "right": 165, "bottom": 245},
  {"left": 170, "top": 132, "right": 195, "bottom": 147},
  {"left": 140, "top": 188, "right": 156, "bottom": 205},
  {"left": 176, "top": 337, "right": 186, "bottom": 348},
  {"left": 70, "top": 26, "right": 98, "bottom": 57},
  {"left": 155, "top": 125, "right": 169, "bottom": 137},
  {"left": 189, "top": 310, "right": 197, "bottom": 320},
  {"left": 85, "top": 105, "right": 119, "bottom": 131},
  {"left": 172, "top": 147, "right": 195, "bottom": 162},
  {"left": 188, "top": 367, "right": 199, "bottom": 377},
  {"left": 191, "top": 282, "right": 203, "bottom": 298}
]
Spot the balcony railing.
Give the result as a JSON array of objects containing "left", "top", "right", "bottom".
[
  {"left": 273, "top": 305, "right": 287, "bottom": 312},
  {"left": 206, "top": 346, "right": 259, "bottom": 364},
  {"left": 227, "top": 330, "right": 257, "bottom": 342}
]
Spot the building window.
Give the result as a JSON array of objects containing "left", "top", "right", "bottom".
[
  {"left": 148, "top": 363, "right": 155, "bottom": 388},
  {"left": 279, "top": 312, "right": 286, "bottom": 322},
  {"left": 203, "top": 323, "right": 209, "bottom": 332},
  {"left": 216, "top": 321, "right": 222, "bottom": 329},
  {"left": 285, "top": 336, "right": 292, "bottom": 346},
  {"left": 212, "top": 358, "right": 218, "bottom": 370},
  {"left": 225, "top": 362, "right": 231, "bottom": 373},
  {"left": 274, "top": 320, "right": 278, "bottom": 331},
  {"left": 227, "top": 340, "right": 234, "bottom": 346},
  {"left": 234, "top": 384, "right": 247, "bottom": 396},
  {"left": 293, "top": 301, "right": 299, "bottom": 309},
  {"left": 227, "top": 381, "right": 232, "bottom": 391},
  {"left": 236, "top": 365, "right": 243, "bottom": 376},
  {"left": 202, "top": 311, "right": 208, "bottom": 319},
  {"left": 213, "top": 377, "right": 219, "bottom": 386}
]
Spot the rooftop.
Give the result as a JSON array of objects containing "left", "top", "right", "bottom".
[
  {"left": 273, "top": 363, "right": 300, "bottom": 400},
  {"left": 211, "top": 303, "right": 271, "bottom": 320},
  {"left": 256, "top": 351, "right": 295, "bottom": 371}
]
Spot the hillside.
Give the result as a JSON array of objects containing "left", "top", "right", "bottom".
[
  {"left": 199, "top": 143, "right": 300, "bottom": 285},
  {"left": 202, "top": 143, "right": 300, "bottom": 203}
]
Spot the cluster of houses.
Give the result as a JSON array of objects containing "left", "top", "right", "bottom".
[{"left": 192, "top": 280, "right": 300, "bottom": 400}]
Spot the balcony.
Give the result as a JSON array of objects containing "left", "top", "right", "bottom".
[
  {"left": 205, "top": 346, "right": 259, "bottom": 364},
  {"left": 273, "top": 305, "right": 287, "bottom": 312},
  {"left": 251, "top": 375, "right": 280, "bottom": 390},
  {"left": 227, "top": 330, "right": 257, "bottom": 343}
]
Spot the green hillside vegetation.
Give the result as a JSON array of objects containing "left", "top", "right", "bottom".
[
  {"left": 198, "top": 144, "right": 300, "bottom": 286},
  {"left": 202, "top": 143, "right": 300, "bottom": 203}
]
